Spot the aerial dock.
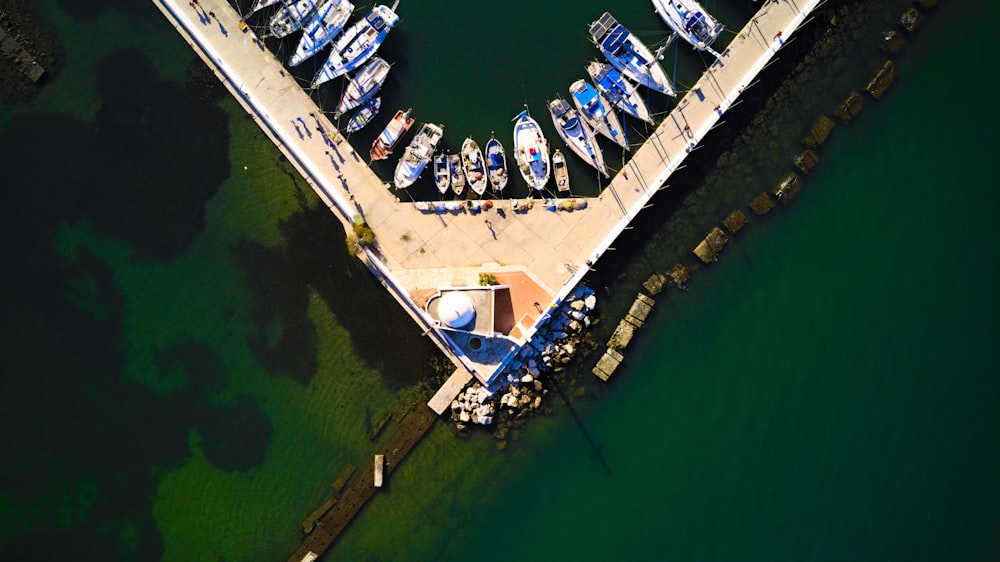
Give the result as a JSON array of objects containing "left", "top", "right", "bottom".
[{"left": 153, "top": 0, "right": 823, "bottom": 558}]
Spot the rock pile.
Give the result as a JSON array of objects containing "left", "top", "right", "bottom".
[{"left": 448, "top": 286, "right": 598, "bottom": 434}]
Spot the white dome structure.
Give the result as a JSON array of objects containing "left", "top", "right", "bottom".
[{"left": 438, "top": 291, "right": 476, "bottom": 329}]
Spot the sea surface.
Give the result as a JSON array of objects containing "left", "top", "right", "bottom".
[{"left": 1, "top": 1, "right": 997, "bottom": 561}]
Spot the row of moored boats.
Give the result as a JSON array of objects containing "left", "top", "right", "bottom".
[{"left": 244, "top": 0, "right": 725, "bottom": 193}]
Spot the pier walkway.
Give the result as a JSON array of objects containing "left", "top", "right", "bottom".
[{"left": 153, "top": 1, "right": 822, "bottom": 559}]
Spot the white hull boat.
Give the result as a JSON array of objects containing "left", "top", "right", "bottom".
[
  {"left": 553, "top": 149, "right": 570, "bottom": 193},
  {"left": 569, "top": 79, "right": 627, "bottom": 149},
  {"left": 586, "top": 61, "right": 652, "bottom": 124},
  {"left": 312, "top": 4, "right": 399, "bottom": 89},
  {"left": 269, "top": 0, "right": 317, "bottom": 39},
  {"left": 289, "top": 0, "right": 355, "bottom": 67},
  {"left": 461, "top": 138, "right": 488, "bottom": 196},
  {"left": 335, "top": 56, "right": 390, "bottom": 117},
  {"left": 394, "top": 123, "right": 444, "bottom": 189},
  {"left": 652, "top": 0, "right": 724, "bottom": 57},
  {"left": 548, "top": 96, "right": 607, "bottom": 177},
  {"left": 449, "top": 154, "right": 465, "bottom": 196},
  {"left": 589, "top": 12, "right": 674, "bottom": 96},
  {"left": 433, "top": 152, "right": 451, "bottom": 194},
  {"left": 512, "top": 109, "right": 550, "bottom": 191}
]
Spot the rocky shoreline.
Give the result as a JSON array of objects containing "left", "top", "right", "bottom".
[
  {"left": 449, "top": 286, "right": 598, "bottom": 447},
  {"left": 0, "top": 0, "right": 58, "bottom": 104}
]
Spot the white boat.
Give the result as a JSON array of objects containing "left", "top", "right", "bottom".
[
  {"left": 569, "top": 79, "right": 628, "bottom": 149},
  {"left": 433, "top": 152, "right": 451, "bottom": 194},
  {"left": 553, "top": 149, "right": 570, "bottom": 193},
  {"left": 485, "top": 133, "right": 508, "bottom": 192},
  {"left": 512, "top": 109, "right": 550, "bottom": 191},
  {"left": 394, "top": 123, "right": 444, "bottom": 189},
  {"left": 269, "top": 0, "right": 318, "bottom": 39},
  {"left": 449, "top": 153, "right": 465, "bottom": 196},
  {"left": 243, "top": 0, "right": 281, "bottom": 21},
  {"left": 288, "top": 0, "right": 355, "bottom": 67},
  {"left": 312, "top": 4, "right": 399, "bottom": 89},
  {"left": 335, "top": 56, "right": 390, "bottom": 117},
  {"left": 586, "top": 61, "right": 652, "bottom": 124},
  {"left": 589, "top": 12, "right": 674, "bottom": 96},
  {"left": 345, "top": 97, "right": 380, "bottom": 133},
  {"left": 461, "top": 138, "right": 488, "bottom": 196},
  {"left": 548, "top": 96, "right": 607, "bottom": 177},
  {"left": 371, "top": 107, "right": 413, "bottom": 161},
  {"left": 652, "top": 0, "right": 724, "bottom": 57}
]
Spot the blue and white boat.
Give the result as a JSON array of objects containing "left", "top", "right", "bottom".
[
  {"left": 433, "top": 152, "right": 451, "bottom": 194},
  {"left": 589, "top": 12, "right": 674, "bottom": 96},
  {"left": 586, "top": 61, "right": 652, "bottom": 124},
  {"left": 569, "top": 79, "right": 628, "bottom": 149},
  {"left": 652, "top": 0, "right": 724, "bottom": 57},
  {"left": 345, "top": 97, "right": 381, "bottom": 132},
  {"left": 335, "top": 57, "right": 390, "bottom": 117},
  {"left": 512, "top": 108, "right": 550, "bottom": 191},
  {"left": 485, "top": 134, "right": 508, "bottom": 192},
  {"left": 311, "top": 3, "right": 399, "bottom": 89},
  {"left": 548, "top": 96, "right": 607, "bottom": 178},
  {"left": 289, "top": 0, "right": 355, "bottom": 67},
  {"left": 243, "top": 0, "right": 282, "bottom": 21},
  {"left": 394, "top": 123, "right": 444, "bottom": 189},
  {"left": 269, "top": 0, "right": 318, "bottom": 39}
]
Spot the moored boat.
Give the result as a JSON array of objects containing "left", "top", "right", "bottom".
[
  {"left": 548, "top": 96, "right": 607, "bottom": 177},
  {"left": 449, "top": 154, "right": 465, "bottom": 196},
  {"left": 461, "top": 138, "right": 488, "bottom": 196},
  {"left": 335, "top": 56, "right": 390, "bottom": 117},
  {"left": 512, "top": 108, "right": 550, "bottom": 191},
  {"left": 553, "top": 149, "right": 570, "bottom": 193},
  {"left": 312, "top": 4, "right": 399, "bottom": 89},
  {"left": 370, "top": 107, "right": 413, "bottom": 161},
  {"left": 243, "top": 0, "right": 283, "bottom": 21},
  {"left": 589, "top": 12, "right": 674, "bottom": 96},
  {"left": 288, "top": 0, "right": 355, "bottom": 67},
  {"left": 345, "top": 97, "right": 381, "bottom": 133},
  {"left": 434, "top": 152, "right": 451, "bottom": 194},
  {"left": 485, "top": 133, "right": 508, "bottom": 192},
  {"left": 569, "top": 79, "right": 628, "bottom": 149},
  {"left": 394, "top": 123, "right": 444, "bottom": 189},
  {"left": 269, "top": 0, "right": 318, "bottom": 39},
  {"left": 586, "top": 61, "right": 652, "bottom": 124},
  {"left": 651, "top": 0, "right": 724, "bottom": 57}
]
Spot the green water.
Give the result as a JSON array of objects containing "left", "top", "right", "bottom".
[{"left": 1, "top": 0, "right": 998, "bottom": 560}]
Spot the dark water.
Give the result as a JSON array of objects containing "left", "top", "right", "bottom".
[{"left": 1, "top": 1, "right": 997, "bottom": 561}]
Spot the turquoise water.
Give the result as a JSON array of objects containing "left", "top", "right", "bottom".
[{"left": 1, "top": 0, "right": 998, "bottom": 561}]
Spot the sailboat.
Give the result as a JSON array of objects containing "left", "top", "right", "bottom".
[
  {"left": 586, "top": 61, "right": 653, "bottom": 124},
  {"left": 651, "top": 0, "right": 724, "bottom": 57},
  {"left": 288, "top": 0, "right": 355, "bottom": 67},
  {"left": 311, "top": 3, "right": 399, "bottom": 89},
  {"left": 269, "top": 0, "right": 318, "bottom": 39},
  {"left": 334, "top": 57, "right": 390, "bottom": 117},
  {"left": 548, "top": 96, "right": 607, "bottom": 177},
  {"left": 569, "top": 79, "right": 628, "bottom": 149},
  {"left": 589, "top": 12, "right": 674, "bottom": 96}
]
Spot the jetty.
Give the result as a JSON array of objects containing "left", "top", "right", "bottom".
[{"left": 152, "top": 0, "right": 824, "bottom": 558}]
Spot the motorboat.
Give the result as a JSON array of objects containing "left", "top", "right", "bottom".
[
  {"left": 434, "top": 152, "right": 451, "bottom": 194},
  {"left": 370, "top": 107, "right": 413, "bottom": 161},
  {"left": 461, "top": 138, "right": 488, "bottom": 196},
  {"left": 652, "top": 0, "right": 724, "bottom": 57},
  {"left": 288, "top": 0, "right": 355, "bottom": 67},
  {"left": 512, "top": 108, "right": 550, "bottom": 191},
  {"left": 485, "top": 133, "right": 508, "bottom": 191},
  {"left": 586, "top": 61, "right": 652, "bottom": 124},
  {"left": 394, "top": 123, "right": 444, "bottom": 188},
  {"left": 552, "top": 149, "right": 570, "bottom": 193},
  {"left": 548, "top": 96, "right": 607, "bottom": 177},
  {"left": 449, "top": 153, "right": 465, "bottom": 196},
  {"left": 569, "top": 79, "right": 627, "bottom": 149},
  {"left": 335, "top": 56, "right": 390, "bottom": 117},
  {"left": 589, "top": 12, "right": 674, "bottom": 96},
  {"left": 311, "top": 3, "right": 399, "bottom": 89}
]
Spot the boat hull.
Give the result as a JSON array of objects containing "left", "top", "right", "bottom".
[
  {"left": 433, "top": 152, "right": 451, "bottom": 194},
  {"left": 462, "top": 138, "right": 488, "bottom": 196},
  {"left": 570, "top": 79, "right": 627, "bottom": 149},
  {"left": 312, "top": 5, "right": 399, "bottom": 89},
  {"left": 269, "top": 0, "right": 317, "bottom": 39},
  {"left": 336, "top": 57, "right": 390, "bottom": 116},
  {"left": 553, "top": 149, "right": 570, "bottom": 193},
  {"left": 651, "top": 0, "right": 724, "bottom": 54},
  {"left": 548, "top": 97, "right": 607, "bottom": 177},
  {"left": 512, "top": 111, "right": 550, "bottom": 191},
  {"left": 590, "top": 12, "right": 674, "bottom": 96},
  {"left": 370, "top": 108, "right": 414, "bottom": 161},
  {"left": 485, "top": 136, "right": 508, "bottom": 191},
  {"left": 394, "top": 123, "right": 444, "bottom": 189},
  {"left": 289, "top": 0, "right": 354, "bottom": 67},
  {"left": 346, "top": 97, "right": 381, "bottom": 133},
  {"left": 586, "top": 61, "right": 652, "bottom": 124}
]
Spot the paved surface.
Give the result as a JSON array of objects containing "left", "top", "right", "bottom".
[{"left": 153, "top": 0, "right": 820, "bottom": 378}]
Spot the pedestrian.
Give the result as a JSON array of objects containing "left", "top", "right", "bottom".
[
  {"left": 208, "top": 11, "right": 215, "bottom": 19},
  {"left": 623, "top": 169, "right": 629, "bottom": 180}
]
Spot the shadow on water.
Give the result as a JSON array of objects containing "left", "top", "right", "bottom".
[
  {"left": 231, "top": 202, "right": 442, "bottom": 390},
  {"left": 0, "top": 47, "right": 260, "bottom": 558}
]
